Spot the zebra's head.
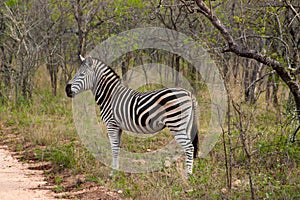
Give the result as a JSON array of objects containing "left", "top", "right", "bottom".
[{"left": 66, "top": 55, "right": 96, "bottom": 98}]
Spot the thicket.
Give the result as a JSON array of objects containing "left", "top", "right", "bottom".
[{"left": 0, "top": 0, "right": 299, "bottom": 199}]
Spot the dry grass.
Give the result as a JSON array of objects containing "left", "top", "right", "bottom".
[{"left": 0, "top": 65, "right": 299, "bottom": 199}]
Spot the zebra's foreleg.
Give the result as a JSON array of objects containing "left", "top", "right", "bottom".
[
  {"left": 107, "top": 124, "right": 122, "bottom": 177},
  {"left": 174, "top": 134, "right": 194, "bottom": 176}
]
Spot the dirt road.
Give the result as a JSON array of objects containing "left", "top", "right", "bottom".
[{"left": 0, "top": 147, "right": 56, "bottom": 200}]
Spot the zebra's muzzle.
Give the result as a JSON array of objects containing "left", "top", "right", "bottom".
[{"left": 65, "top": 84, "right": 74, "bottom": 98}]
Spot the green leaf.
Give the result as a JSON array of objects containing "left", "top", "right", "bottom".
[{"left": 5, "top": 0, "right": 18, "bottom": 7}]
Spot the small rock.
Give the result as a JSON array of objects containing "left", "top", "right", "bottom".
[
  {"left": 185, "top": 189, "right": 194, "bottom": 193},
  {"left": 232, "top": 179, "right": 242, "bottom": 187},
  {"left": 117, "top": 189, "right": 123, "bottom": 194},
  {"left": 221, "top": 188, "right": 227, "bottom": 194},
  {"left": 164, "top": 160, "right": 172, "bottom": 168}
]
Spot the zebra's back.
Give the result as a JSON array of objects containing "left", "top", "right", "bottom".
[{"left": 111, "top": 87, "right": 193, "bottom": 134}]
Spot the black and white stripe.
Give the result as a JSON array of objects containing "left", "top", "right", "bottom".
[{"left": 66, "top": 56, "right": 199, "bottom": 176}]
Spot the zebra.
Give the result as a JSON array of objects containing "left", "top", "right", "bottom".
[{"left": 66, "top": 55, "right": 199, "bottom": 177}]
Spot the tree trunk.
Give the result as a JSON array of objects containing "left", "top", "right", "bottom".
[{"left": 195, "top": 0, "right": 300, "bottom": 127}]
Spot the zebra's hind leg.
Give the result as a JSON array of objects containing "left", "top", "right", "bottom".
[
  {"left": 174, "top": 134, "right": 194, "bottom": 177},
  {"left": 107, "top": 124, "right": 122, "bottom": 178}
]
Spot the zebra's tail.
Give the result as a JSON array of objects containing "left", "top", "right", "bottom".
[{"left": 191, "top": 97, "right": 199, "bottom": 158}]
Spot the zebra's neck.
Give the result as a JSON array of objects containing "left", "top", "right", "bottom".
[
  {"left": 92, "top": 63, "right": 121, "bottom": 105},
  {"left": 91, "top": 61, "right": 135, "bottom": 123}
]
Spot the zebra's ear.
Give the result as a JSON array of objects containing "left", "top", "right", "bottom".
[
  {"left": 79, "top": 54, "right": 85, "bottom": 62},
  {"left": 85, "top": 56, "right": 93, "bottom": 66}
]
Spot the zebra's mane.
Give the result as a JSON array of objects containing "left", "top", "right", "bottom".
[{"left": 92, "top": 57, "right": 120, "bottom": 80}]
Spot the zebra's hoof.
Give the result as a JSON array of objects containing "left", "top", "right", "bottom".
[
  {"left": 183, "top": 169, "right": 192, "bottom": 179},
  {"left": 109, "top": 170, "right": 116, "bottom": 179}
]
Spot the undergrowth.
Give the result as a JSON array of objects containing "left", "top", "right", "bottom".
[{"left": 0, "top": 74, "right": 299, "bottom": 199}]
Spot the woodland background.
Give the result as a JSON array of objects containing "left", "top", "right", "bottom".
[{"left": 0, "top": 0, "right": 299, "bottom": 199}]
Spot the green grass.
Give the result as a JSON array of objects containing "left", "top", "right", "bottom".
[{"left": 0, "top": 69, "right": 299, "bottom": 199}]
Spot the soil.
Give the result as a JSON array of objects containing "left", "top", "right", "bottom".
[
  {"left": 0, "top": 147, "right": 57, "bottom": 200},
  {"left": 0, "top": 122, "right": 125, "bottom": 200},
  {"left": 0, "top": 146, "right": 124, "bottom": 200}
]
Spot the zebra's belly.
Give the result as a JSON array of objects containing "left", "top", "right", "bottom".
[{"left": 119, "top": 119, "right": 166, "bottom": 134}]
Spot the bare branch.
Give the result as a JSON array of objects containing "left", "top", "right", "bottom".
[
  {"left": 194, "top": 0, "right": 300, "bottom": 139},
  {"left": 245, "top": 70, "right": 276, "bottom": 92},
  {"left": 285, "top": 0, "right": 300, "bottom": 24}
]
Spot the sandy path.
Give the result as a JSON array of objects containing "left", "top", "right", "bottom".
[{"left": 0, "top": 147, "right": 57, "bottom": 200}]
